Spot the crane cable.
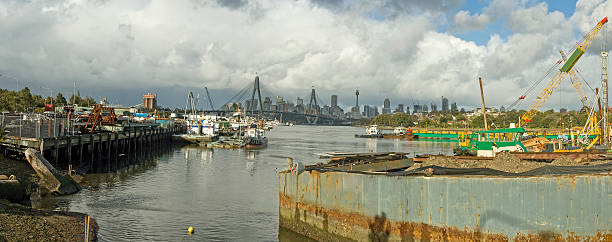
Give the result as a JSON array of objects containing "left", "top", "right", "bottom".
[
  {"left": 507, "top": 60, "right": 562, "bottom": 110},
  {"left": 509, "top": 18, "right": 604, "bottom": 111}
]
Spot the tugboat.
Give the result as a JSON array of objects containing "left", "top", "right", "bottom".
[
  {"left": 243, "top": 123, "right": 268, "bottom": 148},
  {"left": 355, "top": 125, "right": 383, "bottom": 138}
]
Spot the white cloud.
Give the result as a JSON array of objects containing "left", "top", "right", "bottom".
[
  {"left": 453, "top": 10, "right": 491, "bottom": 32},
  {"left": 0, "top": 0, "right": 609, "bottom": 112}
]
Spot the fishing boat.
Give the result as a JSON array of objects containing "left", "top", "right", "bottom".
[
  {"left": 243, "top": 124, "right": 268, "bottom": 148},
  {"left": 355, "top": 125, "right": 383, "bottom": 138}
]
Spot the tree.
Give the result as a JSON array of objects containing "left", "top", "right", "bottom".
[
  {"left": 55, "top": 93, "right": 67, "bottom": 105},
  {"left": 370, "top": 114, "right": 391, "bottom": 126},
  {"left": 70, "top": 94, "right": 82, "bottom": 105}
]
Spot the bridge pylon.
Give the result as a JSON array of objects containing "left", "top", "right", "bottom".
[
  {"left": 306, "top": 87, "right": 319, "bottom": 124},
  {"left": 249, "top": 75, "right": 264, "bottom": 116}
]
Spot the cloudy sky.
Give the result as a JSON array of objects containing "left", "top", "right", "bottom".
[{"left": 0, "top": 0, "right": 610, "bottom": 111}]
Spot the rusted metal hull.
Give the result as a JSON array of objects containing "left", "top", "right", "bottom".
[
  {"left": 279, "top": 170, "right": 612, "bottom": 241},
  {"left": 322, "top": 158, "right": 414, "bottom": 172},
  {"left": 381, "top": 134, "right": 414, "bottom": 140}
]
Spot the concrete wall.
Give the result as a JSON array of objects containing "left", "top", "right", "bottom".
[{"left": 279, "top": 170, "right": 612, "bottom": 241}]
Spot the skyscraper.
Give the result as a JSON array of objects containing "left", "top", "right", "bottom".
[
  {"left": 382, "top": 97, "right": 391, "bottom": 114},
  {"left": 263, "top": 97, "right": 272, "bottom": 111},
  {"left": 331, "top": 95, "right": 338, "bottom": 107},
  {"left": 450, "top": 102, "right": 458, "bottom": 113},
  {"left": 395, "top": 104, "right": 404, "bottom": 113},
  {"left": 441, "top": 96, "right": 449, "bottom": 112}
]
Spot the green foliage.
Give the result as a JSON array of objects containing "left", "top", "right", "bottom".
[
  {"left": 367, "top": 109, "right": 597, "bottom": 129},
  {"left": 55, "top": 93, "right": 67, "bottom": 105},
  {"left": 353, "top": 118, "right": 371, "bottom": 126},
  {"left": 0, "top": 129, "right": 5, "bottom": 142},
  {"left": 0, "top": 87, "right": 96, "bottom": 112}
]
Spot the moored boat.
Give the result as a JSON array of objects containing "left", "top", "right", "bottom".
[
  {"left": 382, "top": 126, "right": 414, "bottom": 140},
  {"left": 243, "top": 124, "right": 268, "bottom": 148},
  {"left": 174, "top": 119, "right": 219, "bottom": 143},
  {"left": 355, "top": 125, "right": 383, "bottom": 138}
]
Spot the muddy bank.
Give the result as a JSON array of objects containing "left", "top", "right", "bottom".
[
  {"left": 0, "top": 155, "right": 97, "bottom": 241},
  {"left": 407, "top": 152, "right": 612, "bottom": 173},
  {"left": 0, "top": 200, "right": 97, "bottom": 241}
]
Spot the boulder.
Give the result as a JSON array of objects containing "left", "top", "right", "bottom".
[
  {"left": 24, "top": 148, "right": 79, "bottom": 195},
  {"left": 0, "top": 177, "right": 25, "bottom": 202}
]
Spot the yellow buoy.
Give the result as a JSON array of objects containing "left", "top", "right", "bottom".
[{"left": 187, "top": 226, "right": 194, "bottom": 234}]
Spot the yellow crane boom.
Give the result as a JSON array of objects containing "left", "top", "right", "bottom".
[
  {"left": 560, "top": 50, "right": 590, "bottom": 109},
  {"left": 520, "top": 17, "right": 608, "bottom": 127}
]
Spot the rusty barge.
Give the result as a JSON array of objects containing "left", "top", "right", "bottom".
[{"left": 279, "top": 154, "right": 612, "bottom": 241}]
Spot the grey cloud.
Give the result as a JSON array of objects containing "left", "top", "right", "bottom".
[
  {"left": 451, "top": 0, "right": 518, "bottom": 33},
  {"left": 0, "top": 0, "right": 608, "bottom": 111},
  {"left": 311, "top": 0, "right": 464, "bottom": 18},
  {"left": 216, "top": 0, "right": 248, "bottom": 9}
]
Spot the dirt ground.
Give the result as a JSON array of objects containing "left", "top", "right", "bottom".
[
  {"left": 0, "top": 155, "right": 97, "bottom": 241},
  {"left": 0, "top": 200, "right": 97, "bottom": 242},
  {"left": 0, "top": 155, "right": 38, "bottom": 186},
  {"left": 407, "top": 152, "right": 612, "bottom": 173}
]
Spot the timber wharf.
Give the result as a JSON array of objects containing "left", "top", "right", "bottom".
[{"left": 1, "top": 122, "right": 186, "bottom": 173}]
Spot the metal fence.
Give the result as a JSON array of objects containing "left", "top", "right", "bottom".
[{"left": 1, "top": 113, "right": 78, "bottom": 139}]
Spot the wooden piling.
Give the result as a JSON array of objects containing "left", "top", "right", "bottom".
[
  {"left": 78, "top": 136, "right": 83, "bottom": 166},
  {"left": 90, "top": 135, "right": 95, "bottom": 171}
]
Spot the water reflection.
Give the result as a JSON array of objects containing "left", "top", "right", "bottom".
[
  {"left": 38, "top": 126, "right": 454, "bottom": 241},
  {"left": 246, "top": 151, "right": 257, "bottom": 176},
  {"left": 365, "top": 138, "right": 377, "bottom": 152}
]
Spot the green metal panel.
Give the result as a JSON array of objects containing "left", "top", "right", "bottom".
[
  {"left": 413, "top": 133, "right": 459, "bottom": 139},
  {"left": 475, "top": 141, "right": 493, "bottom": 150},
  {"left": 560, "top": 47, "right": 585, "bottom": 73},
  {"left": 475, "top": 127, "right": 525, "bottom": 134}
]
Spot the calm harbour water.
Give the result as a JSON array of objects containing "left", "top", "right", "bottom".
[{"left": 34, "top": 125, "right": 454, "bottom": 241}]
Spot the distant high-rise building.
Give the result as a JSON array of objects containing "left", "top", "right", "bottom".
[
  {"left": 263, "top": 97, "right": 272, "bottom": 111},
  {"left": 413, "top": 104, "right": 422, "bottom": 114},
  {"left": 406, "top": 106, "right": 410, "bottom": 114},
  {"left": 431, "top": 104, "right": 437, "bottom": 112},
  {"left": 143, "top": 93, "right": 157, "bottom": 109},
  {"left": 395, "top": 104, "right": 404, "bottom": 113},
  {"left": 442, "top": 96, "right": 449, "bottom": 112},
  {"left": 382, "top": 98, "right": 391, "bottom": 114},
  {"left": 245, "top": 99, "right": 253, "bottom": 111},
  {"left": 355, "top": 90, "right": 359, "bottom": 107},
  {"left": 296, "top": 97, "right": 304, "bottom": 106},
  {"left": 450, "top": 102, "right": 458, "bottom": 113},
  {"left": 363, "top": 105, "right": 371, "bottom": 117},
  {"left": 276, "top": 96, "right": 284, "bottom": 105},
  {"left": 500, "top": 105, "right": 506, "bottom": 113},
  {"left": 331, "top": 95, "right": 338, "bottom": 107},
  {"left": 423, "top": 105, "right": 429, "bottom": 113},
  {"left": 370, "top": 106, "right": 376, "bottom": 117}
]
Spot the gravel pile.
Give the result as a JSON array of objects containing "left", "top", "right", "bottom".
[{"left": 407, "top": 152, "right": 611, "bottom": 173}]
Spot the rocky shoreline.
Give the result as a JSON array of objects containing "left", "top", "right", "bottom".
[{"left": 0, "top": 154, "right": 97, "bottom": 241}]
